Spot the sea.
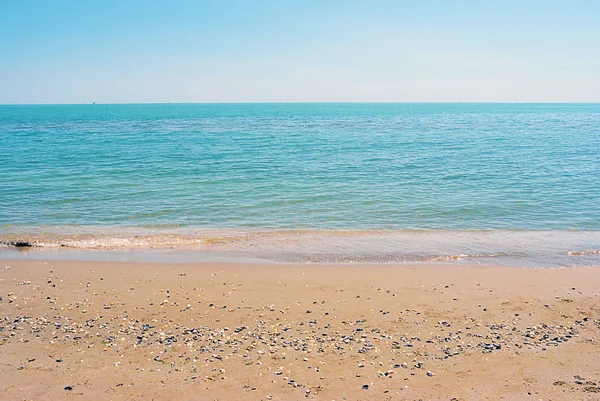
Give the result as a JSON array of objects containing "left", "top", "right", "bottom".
[{"left": 1, "top": 103, "right": 599, "bottom": 267}]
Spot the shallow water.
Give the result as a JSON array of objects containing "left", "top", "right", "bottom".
[
  {"left": 1, "top": 228, "right": 599, "bottom": 268},
  {"left": 1, "top": 103, "right": 599, "bottom": 266}
]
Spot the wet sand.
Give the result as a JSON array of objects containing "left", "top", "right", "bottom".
[{"left": 1, "top": 260, "right": 599, "bottom": 400}]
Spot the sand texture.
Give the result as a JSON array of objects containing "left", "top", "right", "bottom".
[{"left": 1, "top": 260, "right": 599, "bottom": 400}]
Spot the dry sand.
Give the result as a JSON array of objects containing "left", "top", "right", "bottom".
[{"left": 1, "top": 259, "right": 599, "bottom": 400}]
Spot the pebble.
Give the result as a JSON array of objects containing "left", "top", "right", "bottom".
[{"left": 0, "top": 265, "right": 595, "bottom": 400}]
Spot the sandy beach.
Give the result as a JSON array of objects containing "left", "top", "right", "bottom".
[{"left": 1, "top": 259, "right": 599, "bottom": 400}]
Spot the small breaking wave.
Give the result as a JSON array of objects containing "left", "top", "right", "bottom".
[
  {"left": 430, "top": 253, "right": 515, "bottom": 261},
  {"left": 295, "top": 252, "right": 516, "bottom": 264},
  {"left": 567, "top": 250, "right": 600, "bottom": 256},
  {"left": 0, "top": 235, "right": 234, "bottom": 249},
  {"left": 1, "top": 229, "right": 600, "bottom": 267}
]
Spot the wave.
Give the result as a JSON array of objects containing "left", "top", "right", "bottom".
[
  {"left": 296, "top": 252, "right": 518, "bottom": 264},
  {"left": 567, "top": 250, "right": 600, "bottom": 256},
  {"left": 0, "top": 234, "right": 221, "bottom": 249},
  {"left": 1, "top": 228, "right": 599, "bottom": 267}
]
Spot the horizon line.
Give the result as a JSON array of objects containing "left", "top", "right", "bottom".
[{"left": 2, "top": 101, "right": 600, "bottom": 106}]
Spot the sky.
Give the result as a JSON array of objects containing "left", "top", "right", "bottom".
[{"left": 1, "top": 0, "right": 599, "bottom": 104}]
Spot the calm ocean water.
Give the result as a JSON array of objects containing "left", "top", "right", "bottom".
[{"left": 1, "top": 103, "right": 599, "bottom": 266}]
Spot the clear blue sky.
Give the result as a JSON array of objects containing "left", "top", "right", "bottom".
[{"left": 1, "top": 0, "right": 599, "bottom": 104}]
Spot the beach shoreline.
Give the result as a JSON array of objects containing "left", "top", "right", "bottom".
[
  {"left": 1, "top": 259, "right": 599, "bottom": 400},
  {"left": 2, "top": 228, "right": 600, "bottom": 268}
]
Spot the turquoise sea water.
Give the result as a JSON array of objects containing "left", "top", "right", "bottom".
[{"left": 1, "top": 103, "right": 599, "bottom": 266}]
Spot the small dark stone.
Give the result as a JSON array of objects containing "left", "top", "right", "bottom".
[
  {"left": 11, "top": 241, "right": 32, "bottom": 247},
  {"left": 56, "top": 358, "right": 63, "bottom": 362},
  {"left": 362, "top": 384, "right": 369, "bottom": 390},
  {"left": 64, "top": 386, "right": 73, "bottom": 391}
]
